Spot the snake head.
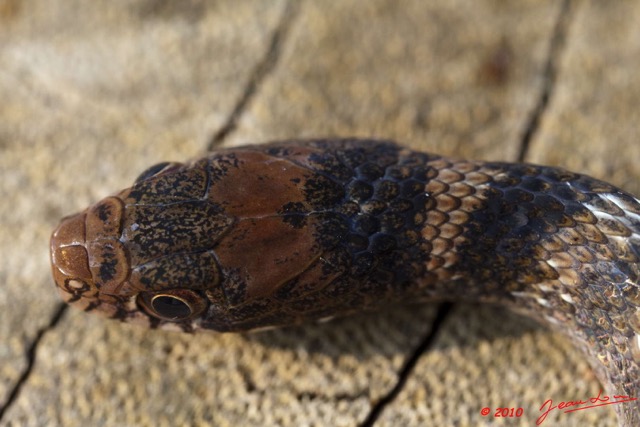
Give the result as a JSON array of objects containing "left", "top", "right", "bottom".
[
  {"left": 50, "top": 141, "right": 399, "bottom": 332},
  {"left": 50, "top": 156, "right": 240, "bottom": 331}
]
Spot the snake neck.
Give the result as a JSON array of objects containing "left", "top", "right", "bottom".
[
  {"left": 297, "top": 142, "right": 640, "bottom": 425},
  {"left": 413, "top": 155, "right": 640, "bottom": 424}
]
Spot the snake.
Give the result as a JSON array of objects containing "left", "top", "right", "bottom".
[{"left": 49, "top": 139, "right": 640, "bottom": 425}]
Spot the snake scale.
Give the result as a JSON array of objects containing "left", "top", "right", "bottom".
[{"left": 50, "top": 139, "right": 640, "bottom": 425}]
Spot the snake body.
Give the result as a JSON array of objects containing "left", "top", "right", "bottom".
[{"left": 50, "top": 139, "right": 640, "bottom": 424}]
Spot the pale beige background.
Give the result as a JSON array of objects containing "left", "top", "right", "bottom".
[{"left": 1, "top": 1, "right": 639, "bottom": 426}]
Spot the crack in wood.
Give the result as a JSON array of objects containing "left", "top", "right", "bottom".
[
  {"left": 207, "top": 0, "right": 300, "bottom": 150},
  {"left": 358, "top": 303, "right": 453, "bottom": 427},
  {"left": 518, "top": 0, "right": 575, "bottom": 162},
  {"left": 0, "top": 303, "right": 68, "bottom": 423}
]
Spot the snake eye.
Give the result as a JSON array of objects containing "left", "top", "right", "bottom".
[
  {"left": 134, "top": 162, "right": 181, "bottom": 184},
  {"left": 137, "top": 289, "right": 206, "bottom": 321}
]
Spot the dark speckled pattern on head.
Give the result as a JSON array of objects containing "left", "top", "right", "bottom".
[{"left": 50, "top": 139, "right": 640, "bottom": 426}]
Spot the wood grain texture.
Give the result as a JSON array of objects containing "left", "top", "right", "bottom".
[{"left": 2, "top": 0, "right": 638, "bottom": 426}]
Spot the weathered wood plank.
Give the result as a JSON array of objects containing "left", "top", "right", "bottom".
[{"left": 2, "top": 0, "right": 636, "bottom": 425}]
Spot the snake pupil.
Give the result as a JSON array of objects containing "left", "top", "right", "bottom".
[{"left": 151, "top": 295, "right": 192, "bottom": 319}]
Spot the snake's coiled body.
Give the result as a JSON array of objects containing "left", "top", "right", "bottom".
[{"left": 50, "top": 139, "right": 640, "bottom": 425}]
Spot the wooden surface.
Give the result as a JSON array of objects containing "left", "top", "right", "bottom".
[{"left": 1, "top": 1, "right": 639, "bottom": 426}]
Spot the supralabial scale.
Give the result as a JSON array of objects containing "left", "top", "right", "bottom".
[{"left": 50, "top": 139, "right": 640, "bottom": 425}]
